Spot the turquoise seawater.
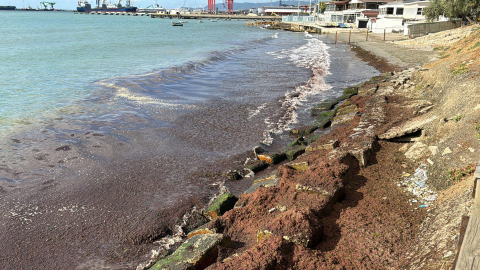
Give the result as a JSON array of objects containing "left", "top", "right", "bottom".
[{"left": 0, "top": 11, "right": 271, "bottom": 132}]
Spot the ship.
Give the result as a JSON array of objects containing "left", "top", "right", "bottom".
[
  {"left": 77, "top": 0, "right": 137, "bottom": 12},
  {"left": 137, "top": 3, "right": 165, "bottom": 14},
  {"left": 0, "top": 5, "right": 16, "bottom": 10}
]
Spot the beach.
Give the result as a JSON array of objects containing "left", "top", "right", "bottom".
[{"left": 0, "top": 12, "right": 381, "bottom": 269}]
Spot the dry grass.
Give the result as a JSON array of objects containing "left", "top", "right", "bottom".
[{"left": 425, "top": 25, "right": 480, "bottom": 76}]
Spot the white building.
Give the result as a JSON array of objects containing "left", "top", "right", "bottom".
[
  {"left": 324, "top": 0, "right": 394, "bottom": 27},
  {"left": 378, "top": 0, "right": 429, "bottom": 20},
  {"left": 259, "top": 5, "right": 309, "bottom": 16},
  {"left": 323, "top": 0, "right": 429, "bottom": 31},
  {"left": 371, "top": 0, "right": 429, "bottom": 33}
]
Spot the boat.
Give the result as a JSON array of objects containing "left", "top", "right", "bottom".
[
  {"left": 211, "top": 19, "right": 217, "bottom": 22},
  {"left": 198, "top": 20, "right": 203, "bottom": 23},
  {"left": 0, "top": 5, "right": 16, "bottom": 10},
  {"left": 20, "top": 5, "right": 37, "bottom": 10},
  {"left": 137, "top": 3, "right": 165, "bottom": 13},
  {"left": 179, "top": 20, "right": 187, "bottom": 23},
  {"left": 171, "top": 21, "right": 183, "bottom": 26},
  {"left": 77, "top": 0, "right": 137, "bottom": 13}
]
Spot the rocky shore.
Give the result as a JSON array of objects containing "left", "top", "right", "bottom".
[{"left": 146, "top": 24, "right": 480, "bottom": 270}]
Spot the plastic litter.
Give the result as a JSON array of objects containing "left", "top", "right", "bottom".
[{"left": 399, "top": 164, "right": 438, "bottom": 208}]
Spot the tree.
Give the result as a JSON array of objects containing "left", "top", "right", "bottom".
[
  {"left": 424, "top": 0, "right": 480, "bottom": 22},
  {"left": 318, "top": 1, "right": 326, "bottom": 13}
]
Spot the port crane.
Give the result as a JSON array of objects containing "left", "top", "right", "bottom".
[{"left": 40, "top": 1, "right": 55, "bottom": 9}]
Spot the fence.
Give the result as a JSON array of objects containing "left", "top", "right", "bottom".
[
  {"left": 282, "top": 15, "right": 315, "bottom": 23},
  {"left": 320, "top": 29, "right": 408, "bottom": 44},
  {"left": 408, "top": 20, "right": 461, "bottom": 38}
]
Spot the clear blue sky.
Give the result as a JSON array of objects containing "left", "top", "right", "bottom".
[{"left": 3, "top": 0, "right": 287, "bottom": 10}]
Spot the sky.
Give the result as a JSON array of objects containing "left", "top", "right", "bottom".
[{"left": 3, "top": 0, "right": 285, "bottom": 10}]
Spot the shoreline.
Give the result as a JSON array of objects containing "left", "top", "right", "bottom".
[
  {"left": 147, "top": 24, "right": 480, "bottom": 269},
  {"left": 1, "top": 28, "right": 381, "bottom": 269},
  {"left": 137, "top": 35, "right": 379, "bottom": 269},
  {"left": 148, "top": 59, "right": 427, "bottom": 269}
]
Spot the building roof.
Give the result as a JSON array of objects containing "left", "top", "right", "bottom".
[
  {"left": 327, "top": 0, "right": 395, "bottom": 4},
  {"left": 326, "top": 1, "right": 349, "bottom": 5},
  {"left": 362, "top": 10, "right": 379, "bottom": 17},
  {"left": 360, "top": 0, "right": 394, "bottom": 2}
]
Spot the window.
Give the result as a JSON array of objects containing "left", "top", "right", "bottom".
[
  {"left": 396, "top": 7, "right": 404, "bottom": 15},
  {"left": 332, "top": 15, "right": 344, "bottom": 22},
  {"left": 326, "top": 4, "right": 335, "bottom": 11},
  {"left": 386, "top": 7, "right": 394, "bottom": 15},
  {"left": 344, "top": 14, "right": 358, "bottom": 23},
  {"left": 417, "top": 8, "right": 424, "bottom": 15}
]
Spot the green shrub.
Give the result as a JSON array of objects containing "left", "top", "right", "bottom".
[
  {"left": 453, "top": 115, "right": 463, "bottom": 122},
  {"left": 447, "top": 164, "right": 476, "bottom": 182},
  {"left": 475, "top": 122, "right": 480, "bottom": 140},
  {"left": 451, "top": 63, "right": 469, "bottom": 76}
]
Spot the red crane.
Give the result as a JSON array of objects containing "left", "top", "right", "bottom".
[
  {"left": 208, "top": 0, "right": 215, "bottom": 13},
  {"left": 209, "top": 0, "right": 233, "bottom": 14},
  {"left": 226, "top": 0, "right": 233, "bottom": 14}
]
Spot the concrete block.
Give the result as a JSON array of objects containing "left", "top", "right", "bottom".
[
  {"left": 244, "top": 175, "right": 279, "bottom": 194},
  {"left": 150, "top": 234, "right": 231, "bottom": 270},
  {"left": 204, "top": 193, "right": 238, "bottom": 220}
]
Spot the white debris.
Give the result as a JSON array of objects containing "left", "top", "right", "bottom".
[{"left": 399, "top": 164, "right": 438, "bottom": 208}]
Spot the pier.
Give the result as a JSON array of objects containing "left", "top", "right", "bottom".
[{"left": 149, "top": 13, "right": 282, "bottom": 21}]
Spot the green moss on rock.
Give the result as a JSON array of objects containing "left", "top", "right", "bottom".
[
  {"left": 289, "top": 125, "right": 318, "bottom": 137},
  {"left": 310, "top": 100, "right": 339, "bottom": 116},
  {"left": 287, "top": 137, "right": 306, "bottom": 148},
  {"left": 245, "top": 160, "right": 268, "bottom": 173},
  {"left": 337, "top": 93, "right": 355, "bottom": 102},
  {"left": 205, "top": 193, "right": 238, "bottom": 217},
  {"left": 315, "top": 111, "right": 335, "bottom": 128},
  {"left": 150, "top": 234, "right": 231, "bottom": 270},
  {"left": 305, "top": 134, "right": 321, "bottom": 145},
  {"left": 285, "top": 146, "right": 307, "bottom": 161},
  {"left": 343, "top": 86, "right": 358, "bottom": 96}
]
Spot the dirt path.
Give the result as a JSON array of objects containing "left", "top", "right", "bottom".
[{"left": 320, "top": 28, "right": 440, "bottom": 70}]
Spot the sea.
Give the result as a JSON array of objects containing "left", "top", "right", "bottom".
[{"left": 0, "top": 11, "right": 379, "bottom": 269}]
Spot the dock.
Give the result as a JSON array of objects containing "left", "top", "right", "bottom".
[{"left": 149, "top": 13, "right": 282, "bottom": 21}]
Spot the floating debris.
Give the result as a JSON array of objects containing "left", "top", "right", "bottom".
[{"left": 398, "top": 164, "right": 438, "bottom": 208}]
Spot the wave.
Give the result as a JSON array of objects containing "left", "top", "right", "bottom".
[
  {"left": 258, "top": 37, "right": 331, "bottom": 145},
  {"left": 97, "top": 35, "right": 281, "bottom": 109}
]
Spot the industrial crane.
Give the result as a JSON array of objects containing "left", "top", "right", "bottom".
[{"left": 40, "top": 1, "right": 55, "bottom": 9}]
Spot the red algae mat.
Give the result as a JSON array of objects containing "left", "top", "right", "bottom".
[{"left": 204, "top": 85, "right": 428, "bottom": 269}]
